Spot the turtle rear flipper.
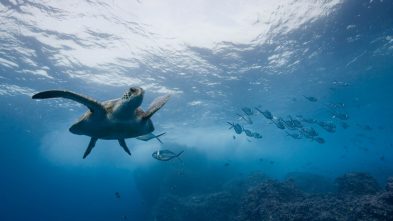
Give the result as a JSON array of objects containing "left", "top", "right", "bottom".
[
  {"left": 83, "top": 137, "right": 98, "bottom": 159},
  {"left": 118, "top": 139, "right": 131, "bottom": 156},
  {"left": 143, "top": 95, "right": 170, "bottom": 119}
]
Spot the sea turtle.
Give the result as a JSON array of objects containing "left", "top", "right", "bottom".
[{"left": 32, "top": 87, "right": 170, "bottom": 159}]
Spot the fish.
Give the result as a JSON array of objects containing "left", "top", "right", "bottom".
[
  {"left": 252, "top": 132, "right": 263, "bottom": 139},
  {"left": 285, "top": 131, "right": 302, "bottom": 139},
  {"left": 291, "top": 117, "right": 303, "bottom": 128},
  {"left": 152, "top": 149, "right": 184, "bottom": 161},
  {"left": 326, "top": 102, "right": 345, "bottom": 109},
  {"left": 241, "top": 107, "right": 253, "bottom": 116},
  {"left": 244, "top": 129, "right": 253, "bottom": 137},
  {"left": 255, "top": 107, "right": 273, "bottom": 120},
  {"left": 341, "top": 122, "right": 349, "bottom": 129},
  {"left": 317, "top": 121, "right": 336, "bottom": 133},
  {"left": 301, "top": 117, "right": 317, "bottom": 124},
  {"left": 301, "top": 127, "right": 318, "bottom": 138},
  {"left": 331, "top": 112, "right": 349, "bottom": 121},
  {"left": 237, "top": 113, "right": 253, "bottom": 124},
  {"left": 283, "top": 119, "right": 296, "bottom": 130},
  {"left": 303, "top": 96, "right": 318, "bottom": 102},
  {"left": 283, "top": 116, "right": 303, "bottom": 130},
  {"left": 115, "top": 192, "right": 120, "bottom": 198},
  {"left": 136, "top": 132, "right": 166, "bottom": 144},
  {"left": 272, "top": 117, "right": 285, "bottom": 130},
  {"left": 227, "top": 122, "right": 243, "bottom": 134},
  {"left": 332, "top": 81, "right": 350, "bottom": 87},
  {"left": 313, "top": 137, "right": 325, "bottom": 144}
]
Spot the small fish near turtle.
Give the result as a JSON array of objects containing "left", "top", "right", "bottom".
[
  {"left": 32, "top": 87, "right": 170, "bottom": 159},
  {"left": 136, "top": 132, "right": 166, "bottom": 144},
  {"left": 152, "top": 149, "right": 184, "bottom": 161}
]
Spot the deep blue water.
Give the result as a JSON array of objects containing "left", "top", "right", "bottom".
[{"left": 1, "top": 0, "right": 393, "bottom": 220}]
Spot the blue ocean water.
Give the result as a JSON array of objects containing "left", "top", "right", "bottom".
[{"left": 1, "top": 0, "right": 393, "bottom": 220}]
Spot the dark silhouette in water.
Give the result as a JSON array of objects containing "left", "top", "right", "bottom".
[{"left": 303, "top": 96, "right": 318, "bottom": 102}]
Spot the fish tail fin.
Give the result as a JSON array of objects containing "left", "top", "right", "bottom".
[
  {"left": 176, "top": 150, "right": 184, "bottom": 162},
  {"left": 254, "top": 107, "right": 262, "bottom": 114},
  {"left": 176, "top": 150, "right": 184, "bottom": 157},
  {"left": 227, "top": 122, "right": 234, "bottom": 129},
  {"left": 155, "top": 132, "right": 166, "bottom": 144},
  {"left": 236, "top": 113, "right": 245, "bottom": 121}
]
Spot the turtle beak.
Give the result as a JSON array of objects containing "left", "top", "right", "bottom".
[
  {"left": 69, "top": 124, "right": 78, "bottom": 134},
  {"left": 129, "top": 87, "right": 144, "bottom": 97},
  {"left": 69, "top": 123, "right": 83, "bottom": 135}
]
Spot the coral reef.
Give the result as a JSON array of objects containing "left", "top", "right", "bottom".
[
  {"left": 335, "top": 172, "right": 380, "bottom": 196},
  {"left": 285, "top": 172, "right": 334, "bottom": 193},
  {"left": 147, "top": 172, "right": 393, "bottom": 221},
  {"left": 151, "top": 192, "right": 238, "bottom": 221}
]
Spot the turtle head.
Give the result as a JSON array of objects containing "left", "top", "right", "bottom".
[
  {"left": 122, "top": 87, "right": 144, "bottom": 109},
  {"left": 69, "top": 112, "right": 91, "bottom": 135},
  {"left": 69, "top": 122, "right": 83, "bottom": 135}
]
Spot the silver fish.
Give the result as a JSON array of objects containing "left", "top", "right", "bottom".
[
  {"left": 152, "top": 150, "right": 184, "bottom": 161},
  {"left": 136, "top": 132, "right": 166, "bottom": 144}
]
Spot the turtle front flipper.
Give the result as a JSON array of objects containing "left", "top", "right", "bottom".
[
  {"left": 143, "top": 94, "right": 170, "bottom": 119},
  {"left": 83, "top": 137, "right": 98, "bottom": 159},
  {"left": 118, "top": 139, "right": 131, "bottom": 156},
  {"left": 32, "top": 90, "right": 106, "bottom": 116}
]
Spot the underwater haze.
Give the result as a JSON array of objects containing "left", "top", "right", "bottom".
[{"left": 1, "top": 0, "right": 393, "bottom": 220}]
